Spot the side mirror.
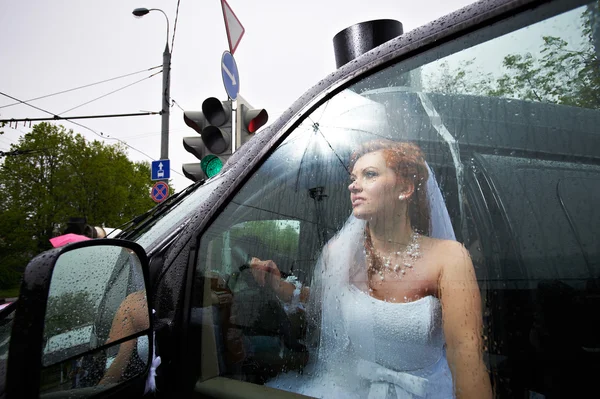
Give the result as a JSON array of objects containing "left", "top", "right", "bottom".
[{"left": 7, "top": 239, "right": 153, "bottom": 398}]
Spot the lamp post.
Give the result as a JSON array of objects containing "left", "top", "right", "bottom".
[{"left": 133, "top": 7, "right": 171, "bottom": 161}]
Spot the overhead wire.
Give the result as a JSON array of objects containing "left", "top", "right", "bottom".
[
  {"left": 120, "top": 126, "right": 190, "bottom": 140},
  {"left": 172, "top": 99, "right": 185, "bottom": 112},
  {"left": 0, "top": 91, "right": 58, "bottom": 117},
  {"left": 0, "top": 91, "right": 185, "bottom": 178},
  {"left": 0, "top": 66, "right": 161, "bottom": 110},
  {"left": 59, "top": 70, "right": 162, "bottom": 115},
  {"left": 66, "top": 119, "right": 155, "bottom": 161},
  {"left": 1, "top": 112, "right": 159, "bottom": 124},
  {"left": 51, "top": 120, "right": 185, "bottom": 178},
  {"left": 171, "top": 0, "right": 182, "bottom": 56}
]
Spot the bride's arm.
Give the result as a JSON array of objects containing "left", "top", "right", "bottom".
[
  {"left": 439, "top": 241, "right": 493, "bottom": 399},
  {"left": 272, "top": 277, "right": 310, "bottom": 303},
  {"left": 249, "top": 257, "right": 310, "bottom": 303}
]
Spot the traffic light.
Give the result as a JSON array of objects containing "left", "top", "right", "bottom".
[
  {"left": 182, "top": 98, "right": 233, "bottom": 181},
  {"left": 236, "top": 95, "right": 268, "bottom": 150}
]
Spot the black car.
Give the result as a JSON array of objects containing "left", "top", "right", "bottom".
[{"left": 2, "top": 0, "right": 599, "bottom": 397}]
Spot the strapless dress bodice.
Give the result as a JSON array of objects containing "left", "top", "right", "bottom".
[{"left": 340, "top": 285, "right": 445, "bottom": 372}]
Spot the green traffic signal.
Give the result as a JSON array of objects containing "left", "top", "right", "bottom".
[{"left": 201, "top": 155, "right": 223, "bottom": 178}]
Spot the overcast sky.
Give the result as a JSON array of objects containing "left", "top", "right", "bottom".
[{"left": 1, "top": 0, "right": 477, "bottom": 191}]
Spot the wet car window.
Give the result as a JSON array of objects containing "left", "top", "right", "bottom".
[
  {"left": 0, "top": 305, "right": 14, "bottom": 395},
  {"left": 191, "top": 1, "right": 599, "bottom": 397},
  {"left": 131, "top": 173, "right": 224, "bottom": 250}
]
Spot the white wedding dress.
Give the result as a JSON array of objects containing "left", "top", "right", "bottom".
[
  {"left": 267, "top": 225, "right": 455, "bottom": 398},
  {"left": 267, "top": 166, "right": 456, "bottom": 398}
]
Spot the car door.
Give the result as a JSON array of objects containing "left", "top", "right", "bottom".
[{"left": 164, "top": 0, "right": 599, "bottom": 397}]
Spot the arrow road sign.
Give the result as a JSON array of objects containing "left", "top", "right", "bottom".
[
  {"left": 151, "top": 159, "right": 170, "bottom": 181},
  {"left": 221, "top": 0, "right": 245, "bottom": 55},
  {"left": 151, "top": 181, "right": 169, "bottom": 203},
  {"left": 221, "top": 51, "right": 239, "bottom": 100}
]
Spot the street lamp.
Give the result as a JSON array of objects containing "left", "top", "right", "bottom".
[{"left": 132, "top": 7, "right": 171, "bottom": 161}]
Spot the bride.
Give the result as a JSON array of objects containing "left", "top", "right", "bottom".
[{"left": 251, "top": 140, "right": 492, "bottom": 398}]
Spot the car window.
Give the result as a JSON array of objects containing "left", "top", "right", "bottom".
[
  {"left": 190, "top": 1, "right": 599, "bottom": 397},
  {"left": 131, "top": 172, "right": 226, "bottom": 250},
  {"left": 0, "top": 305, "right": 15, "bottom": 395}
]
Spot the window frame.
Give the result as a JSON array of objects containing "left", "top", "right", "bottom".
[{"left": 171, "top": 0, "right": 596, "bottom": 396}]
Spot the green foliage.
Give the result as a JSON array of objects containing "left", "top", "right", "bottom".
[
  {"left": 424, "top": 2, "right": 600, "bottom": 109},
  {"left": 488, "top": 32, "right": 600, "bottom": 108},
  {"left": 44, "top": 290, "right": 96, "bottom": 336},
  {"left": 0, "top": 123, "right": 164, "bottom": 288},
  {"left": 423, "top": 59, "right": 494, "bottom": 95},
  {"left": 230, "top": 220, "right": 300, "bottom": 260}
]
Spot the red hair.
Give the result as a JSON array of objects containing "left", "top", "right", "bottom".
[{"left": 349, "top": 140, "right": 430, "bottom": 235}]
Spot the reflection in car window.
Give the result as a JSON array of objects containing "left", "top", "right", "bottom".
[{"left": 191, "top": 2, "right": 599, "bottom": 398}]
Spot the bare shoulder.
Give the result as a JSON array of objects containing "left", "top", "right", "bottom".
[
  {"left": 421, "top": 236, "right": 467, "bottom": 257},
  {"left": 422, "top": 237, "right": 473, "bottom": 275}
]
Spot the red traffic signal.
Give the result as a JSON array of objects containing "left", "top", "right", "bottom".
[{"left": 244, "top": 107, "right": 268, "bottom": 133}]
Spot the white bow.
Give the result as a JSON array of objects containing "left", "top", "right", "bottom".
[
  {"left": 144, "top": 309, "right": 161, "bottom": 394},
  {"left": 357, "top": 359, "right": 428, "bottom": 399}
]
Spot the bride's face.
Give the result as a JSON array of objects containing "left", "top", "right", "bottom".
[{"left": 348, "top": 150, "right": 407, "bottom": 220}]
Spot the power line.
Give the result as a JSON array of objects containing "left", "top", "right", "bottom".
[
  {"left": 1, "top": 92, "right": 158, "bottom": 169},
  {"left": 67, "top": 119, "right": 156, "bottom": 160},
  {"left": 171, "top": 0, "right": 182, "bottom": 56},
  {"left": 0, "top": 91, "right": 57, "bottom": 118},
  {"left": 67, "top": 120, "right": 185, "bottom": 178},
  {"left": 119, "top": 127, "right": 189, "bottom": 140},
  {"left": 172, "top": 99, "right": 185, "bottom": 111},
  {"left": 0, "top": 90, "right": 160, "bottom": 124},
  {"left": 0, "top": 91, "right": 185, "bottom": 178},
  {"left": 0, "top": 148, "right": 45, "bottom": 158},
  {"left": 1, "top": 112, "right": 160, "bottom": 124},
  {"left": 0, "top": 66, "right": 161, "bottom": 110},
  {"left": 1, "top": 113, "right": 157, "bottom": 160},
  {"left": 59, "top": 70, "right": 161, "bottom": 114}
]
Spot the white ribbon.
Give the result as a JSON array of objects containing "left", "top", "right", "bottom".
[
  {"left": 357, "top": 359, "right": 428, "bottom": 399},
  {"left": 283, "top": 275, "right": 305, "bottom": 313},
  {"left": 144, "top": 310, "right": 162, "bottom": 394}
]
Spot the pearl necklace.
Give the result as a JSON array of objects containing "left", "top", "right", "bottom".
[{"left": 371, "top": 232, "right": 421, "bottom": 280}]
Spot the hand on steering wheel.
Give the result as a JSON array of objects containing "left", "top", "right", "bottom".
[{"left": 249, "top": 257, "right": 281, "bottom": 289}]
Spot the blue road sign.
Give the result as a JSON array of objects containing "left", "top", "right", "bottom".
[
  {"left": 151, "top": 159, "right": 170, "bottom": 181},
  {"left": 151, "top": 181, "right": 169, "bottom": 203},
  {"left": 221, "top": 51, "right": 239, "bottom": 100}
]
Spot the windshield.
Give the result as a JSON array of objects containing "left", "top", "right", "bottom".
[
  {"left": 128, "top": 173, "right": 226, "bottom": 250},
  {"left": 190, "top": 1, "right": 600, "bottom": 398}
]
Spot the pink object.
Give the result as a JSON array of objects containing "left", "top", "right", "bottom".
[{"left": 49, "top": 233, "right": 91, "bottom": 248}]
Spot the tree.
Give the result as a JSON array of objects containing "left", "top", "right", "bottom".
[
  {"left": 230, "top": 220, "right": 300, "bottom": 260},
  {"left": 488, "top": 32, "right": 600, "bottom": 108},
  {"left": 44, "top": 291, "right": 96, "bottom": 336},
  {"left": 0, "top": 123, "right": 164, "bottom": 289},
  {"left": 423, "top": 2, "right": 600, "bottom": 109},
  {"left": 422, "top": 59, "right": 493, "bottom": 96}
]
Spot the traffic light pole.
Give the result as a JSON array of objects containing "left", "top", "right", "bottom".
[
  {"left": 161, "top": 42, "right": 171, "bottom": 160},
  {"left": 234, "top": 96, "right": 245, "bottom": 151},
  {"left": 232, "top": 101, "right": 238, "bottom": 152}
]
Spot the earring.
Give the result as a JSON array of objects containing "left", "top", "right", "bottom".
[{"left": 398, "top": 194, "right": 406, "bottom": 200}]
